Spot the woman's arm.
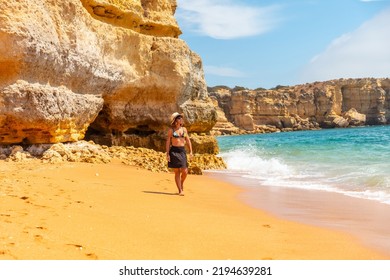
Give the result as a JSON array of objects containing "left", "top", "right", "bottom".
[
  {"left": 166, "top": 129, "right": 172, "bottom": 161},
  {"left": 184, "top": 128, "right": 193, "bottom": 156}
]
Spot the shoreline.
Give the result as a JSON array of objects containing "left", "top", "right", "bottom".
[
  {"left": 205, "top": 170, "right": 390, "bottom": 257},
  {"left": 1, "top": 161, "right": 389, "bottom": 260}
]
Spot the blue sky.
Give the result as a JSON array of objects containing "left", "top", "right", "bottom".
[{"left": 176, "top": 0, "right": 390, "bottom": 89}]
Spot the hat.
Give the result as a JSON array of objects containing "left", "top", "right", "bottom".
[{"left": 170, "top": 112, "right": 183, "bottom": 125}]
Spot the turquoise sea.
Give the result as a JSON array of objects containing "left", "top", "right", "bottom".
[{"left": 215, "top": 125, "right": 390, "bottom": 205}]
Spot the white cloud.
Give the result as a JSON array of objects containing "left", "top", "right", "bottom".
[
  {"left": 176, "top": 0, "right": 281, "bottom": 39},
  {"left": 300, "top": 8, "right": 390, "bottom": 83},
  {"left": 204, "top": 65, "right": 244, "bottom": 77}
]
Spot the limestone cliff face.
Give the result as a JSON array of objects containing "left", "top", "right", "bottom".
[
  {"left": 210, "top": 78, "right": 390, "bottom": 134},
  {"left": 0, "top": 0, "right": 217, "bottom": 152},
  {"left": 0, "top": 81, "right": 103, "bottom": 143},
  {"left": 80, "top": 0, "right": 181, "bottom": 38}
]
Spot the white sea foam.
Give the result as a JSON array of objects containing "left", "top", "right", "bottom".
[
  {"left": 343, "top": 190, "right": 390, "bottom": 205},
  {"left": 217, "top": 126, "right": 390, "bottom": 205},
  {"left": 222, "top": 163, "right": 390, "bottom": 205},
  {"left": 219, "top": 148, "right": 390, "bottom": 205},
  {"left": 220, "top": 148, "right": 293, "bottom": 179}
]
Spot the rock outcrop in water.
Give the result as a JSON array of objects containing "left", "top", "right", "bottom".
[
  {"left": 209, "top": 78, "right": 390, "bottom": 135},
  {"left": 0, "top": 0, "right": 217, "bottom": 154}
]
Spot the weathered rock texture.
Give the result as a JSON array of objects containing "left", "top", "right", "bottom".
[
  {"left": 210, "top": 78, "right": 390, "bottom": 135},
  {"left": 0, "top": 81, "right": 103, "bottom": 143},
  {"left": 0, "top": 141, "right": 226, "bottom": 174},
  {"left": 0, "top": 0, "right": 217, "bottom": 153},
  {"left": 81, "top": 0, "right": 181, "bottom": 38}
]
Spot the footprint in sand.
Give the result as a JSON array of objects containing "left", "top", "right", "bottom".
[
  {"left": 66, "top": 244, "right": 99, "bottom": 259},
  {"left": 34, "top": 235, "right": 43, "bottom": 242},
  {"left": 85, "top": 253, "right": 98, "bottom": 260},
  {"left": 35, "top": 226, "right": 47, "bottom": 230},
  {"left": 66, "top": 243, "right": 83, "bottom": 250},
  {"left": 0, "top": 249, "right": 16, "bottom": 259}
]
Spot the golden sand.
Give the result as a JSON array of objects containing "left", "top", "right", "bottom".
[{"left": 0, "top": 161, "right": 388, "bottom": 260}]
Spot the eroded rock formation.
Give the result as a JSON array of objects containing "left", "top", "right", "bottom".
[
  {"left": 0, "top": 80, "right": 103, "bottom": 143},
  {"left": 80, "top": 0, "right": 181, "bottom": 38},
  {"left": 210, "top": 78, "right": 390, "bottom": 134},
  {"left": 0, "top": 141, "right": 226, "bottom": 174},
  {"left": 0, "top": 0, "right": 217, "bottom": 153}
]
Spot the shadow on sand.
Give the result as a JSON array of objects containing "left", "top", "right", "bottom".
[{"left": 142, "top": 191, "right": 178, "bottom": 196}]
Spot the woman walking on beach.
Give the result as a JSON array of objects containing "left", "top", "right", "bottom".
[{"left": 166, "top": 112, "right": 193, "bottom": 196}]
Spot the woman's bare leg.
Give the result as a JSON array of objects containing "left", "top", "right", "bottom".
[
  {"left": 174, "top": 168, "right": 182, "bottom": 194},
  {"left": 180, "top": 168, "right": 188, "bottom": 195}
]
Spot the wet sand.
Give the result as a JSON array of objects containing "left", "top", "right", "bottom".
[
  {"left": 206, "top": 171, "right": 390, "bottom": 257},
  {"left": 0, "top": 161, "right": 388, "bottom": 260}
]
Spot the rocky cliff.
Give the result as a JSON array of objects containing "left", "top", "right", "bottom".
[
  {"left": 0, "top": 0, "right": 217, "bottom": 153},
  {"left": 209, "top": 78, "right": 390, "bottom": 135}
]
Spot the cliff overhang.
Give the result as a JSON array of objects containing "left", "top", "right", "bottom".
[{"left": 0, "top": 0, "right": 217, "bottom": 154}]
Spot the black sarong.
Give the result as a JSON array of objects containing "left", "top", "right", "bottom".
[{"left": 168, "top": 146, "right": 188, "bottom": 168}]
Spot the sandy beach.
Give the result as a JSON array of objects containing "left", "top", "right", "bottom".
[
  {"left": 206, "top": 171, "right": 390, "bottom": 256},
  {"left": 0, "top": 160, "right": 389, "bottom": 260}
]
